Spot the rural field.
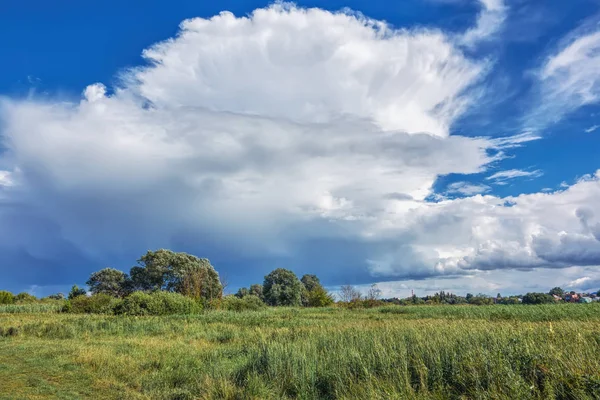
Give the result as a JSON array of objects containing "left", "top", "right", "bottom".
[{"left": 1, "top": 304, "right": 600, "bottom": 399}]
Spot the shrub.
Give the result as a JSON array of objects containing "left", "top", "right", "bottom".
[
  {"left": 114, "top": 291, "right": 202, "bottom": 316},
  {"left": 14, "top": 292, "right": 37, "bottom": 303},
  {"left": 66, "top": 294, "right": 119, "bottom": 314},
  {"left": 221, "top": 295, "right": 265, "bottom": 312},
  {"left": 306, "top": 286, "right": 335, "bottom": 307},
  {"left": 0, "top": 291, "right": 15, "bottom": 305},
  {"left": 68, "top": 285, "right": 87, "bottom": 300}
]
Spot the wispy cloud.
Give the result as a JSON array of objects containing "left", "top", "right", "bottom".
[
  {"left": 528, "top": 27, "right": 600, "bottom": 130},
  {"left": 486, "top": 169, "right": 543, "bottom": 185},
  {"left": 459, "top": 0, "right": 507, "bottom": 48},
  {"left": 585, "top": 125, "right": 599, "bottom": 133},
  {"left": 446, "top": 181, "right": 491, "bottom": 196}
]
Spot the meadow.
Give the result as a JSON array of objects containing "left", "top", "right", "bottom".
[{"left": 1, "top": 304, "right": 600, "bottom": 399}]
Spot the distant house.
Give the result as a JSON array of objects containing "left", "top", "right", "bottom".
[
  {"left": 565, "top": 293, "right": 580, "bottom": 303},
  {"left": 552, "top": 295, "right": 562, "bottom": 301},
  {"left": 579, "top": 297, "right": 592, "bottom": 304}
]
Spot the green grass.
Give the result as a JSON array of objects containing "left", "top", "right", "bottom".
[
  {"left": 1, "top": 305, "right": 600, "bottom": 399},
  {"left": 0, "top": 303, "right": 63, "bottom": 314}
]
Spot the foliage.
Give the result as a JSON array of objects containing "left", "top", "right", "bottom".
[
  {"left": 522, "top": 292, "right": 556, "bottom": 305},
  {"left": 549, "top": 287, "right": 565, "bottom": 297},
  {"left": 68, "top": 285, "right": 87, "bottom": 300},
  {"left": 235, "top": 287, "right": 249, "bottom": 298},
  {"left": 467, "top": 295, "right": 495, "bottom": 305},
  {"left": 14, "top": 292, "right": 37, "bottom": 303},
  {"left": 0, "top": 291, "right": 15, "bottom": 305},
  {"left": 263, "top": 268, "right": 303, "bottom": 306},
  {"left": 65, "top": 294, "right": 119, "bottom": 314},
  {"left": 306, "top": 285, "right": 335, "bottom": 307},
  {"left": 498, "top": 296, "right": 521, "bottom": 305},
  {"left": 249, "top": 284, "right": 264, "bottom": 300},
  {"left": 221, "top": 295, "right": 266, "bottom": 312},
  {"left": 300, "top": 274, "right": 321, "bottom": 292},
  {"left": 86, "top": 268, "right": 128, "bottom": 297},
  {"left": 46, "top": 293, "right": 65, "bottom": 300},
  {"left": 113, "top": 291, "right": 202, "bottom": 316},
  {"left": 131, "top": 249, "right": 222, "bottom": 300}
]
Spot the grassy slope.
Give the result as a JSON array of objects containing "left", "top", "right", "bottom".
[{"left": 1, "top": 305, "right": 600, "bottom": 399}]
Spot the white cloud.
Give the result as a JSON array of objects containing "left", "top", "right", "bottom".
[
  {"left": 459, "top": 0, "right": 507, "bottom": 48},
  {"left": 585, "top": 125, "right": 599, "bottom": 133},
  {"left": 486, "top": 169, "right": 543, "bottom": 184},
  {"left": 530, "top": 28, "right": 600, "bottom": 129},
  {"left": 446, "top": 181, "right": 490, "bottom": 195},
  {"left": 0, "top": 4, "right": 497, "bottom": 287},
  {"left": 1, "top": 4, "right": 600, "bottom": 293},
  {"left": 0, "top": 170, "right": 12, "bottom": 187},
  {"left": 131, "top": 3, "right": 484, "bottom": 137}
]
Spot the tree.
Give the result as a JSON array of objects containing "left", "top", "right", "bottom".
[
  {"left": 235, "top": 287, "right": 249, "bottom": 298},
  {"left": 249, "top": 284, "right": 264, "bottom": 301},
  {"left": 466, "top": 293, "right": 473, "bottom": 301},
  {"left": 68, "top": 285, "right": 87, "bottom": 300},
  {"left": 0, "top": 291, "right": 14, "bottom": 305},
  {"left": 549, "top": 287, "right": 564, "bottom": 297},
  {"left": 86, "top": 268, "right": 128, "bottom": 297},
  {"left": 131, "top": 249, "right": 222, "bottom": 300},
  {"left": 306, "top": 286, "right": 335, "bottom": 307},
  {"left": 522, "top": 292, "right": 555, "bottom": 305},
  {"left": 14, "top": 292, "right": 37, "bottom": 303},
  {"left": 340, "top": 285, "right": 362, "bottom": 302},
  {"left": 263, "top": 268, "right": 303, "bottom": 306},
  {"left": 301, "top": 274, "right": 321, "bottom": 292},
  {"left": 47, "top": 293, "right": 65, "bottom": 300},
  {"left": 366, "top": 284, "right": 382, "bottom": 301}
]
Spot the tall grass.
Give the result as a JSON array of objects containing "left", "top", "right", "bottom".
[
  {"left": 1, "top": 306, "right": 599, "bottom": 399},
  {"left": 0, "top": 303, "right": 63, "bottom": 314}
]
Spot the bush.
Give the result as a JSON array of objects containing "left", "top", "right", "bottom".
[
  {"left": 114, "top": 291, "right": 202, "bottom": 316},
  {"left": 221, "top": 295, "right": 265, "bottom": 312},
  {"left": 306, "top": 286, "right": 335, "bottom": 307},
  {"left": 65, "top": 294, "right": 119, "bottom": 314},
  {"left": 14, "top": 292, "right": 37, "bottom": 303},
  {"left": 0, "top": 291, "right": 15, "bottom": 305}
]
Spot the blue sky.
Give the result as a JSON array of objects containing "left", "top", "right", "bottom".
[{"left": 1, "top": 0, "right": 600, "bottom": 297}]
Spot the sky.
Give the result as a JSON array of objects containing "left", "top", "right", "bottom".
[{"left": 1, "top": 0, "right": 600, "bottom": 298}]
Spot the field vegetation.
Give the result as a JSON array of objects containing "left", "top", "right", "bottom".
[
  {"left": 2, "top": 249, "right": 600, "bottom": 399},
  {"left": 2, "top": 304, "right": 600, "bottom": 399}
]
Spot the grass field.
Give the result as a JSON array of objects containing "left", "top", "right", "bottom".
[{"left": 1, "top": 304, "right": 600, "bottom": 399}]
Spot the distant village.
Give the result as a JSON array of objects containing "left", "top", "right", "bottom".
[{"left": 381, "top": 287, "right": 600, "bottom": 305}]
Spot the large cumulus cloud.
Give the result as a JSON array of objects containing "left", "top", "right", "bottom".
[{"left": 0, "top": 3, "right": 599, "bottom": 292}]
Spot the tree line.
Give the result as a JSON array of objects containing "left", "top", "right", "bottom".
[{"left": 1, "top": 249, "right": 599, "bottom": 313}]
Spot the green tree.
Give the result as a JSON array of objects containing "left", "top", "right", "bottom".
[
  {"left": 301, "top": 274, "right": 321, "bottom": 292},
  {"left": 235, "top": 287, "right": 249, "bottom": 298},
  {"left": 522, "top": 292, "right": 555, "bottom": 305},
  {"left": 68, "top": 285, "right": 87, "bottom": 300},
  {"left": 263, "top": 268, "right": 303, "bottom": 306},
  {"left": 548, "top": 287, "right": 564, "bottom": 297},
  {"left": 131, "top": 249, "right": 222, "bottom": 301},
  {"left": 0, "top": 291, "right": 14, "bottom": 304},
  {"left": 249, "top": 284, "right": 264, "bottom": 301},
  {"left": 14, "top": 292, "right": 37, "bottom": 303},
  {"left": 306, "top": 285, "right": 335, "bottom": 307},
  {"left": 86, "top": 268, "right": 128, "bottom": 297}
]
